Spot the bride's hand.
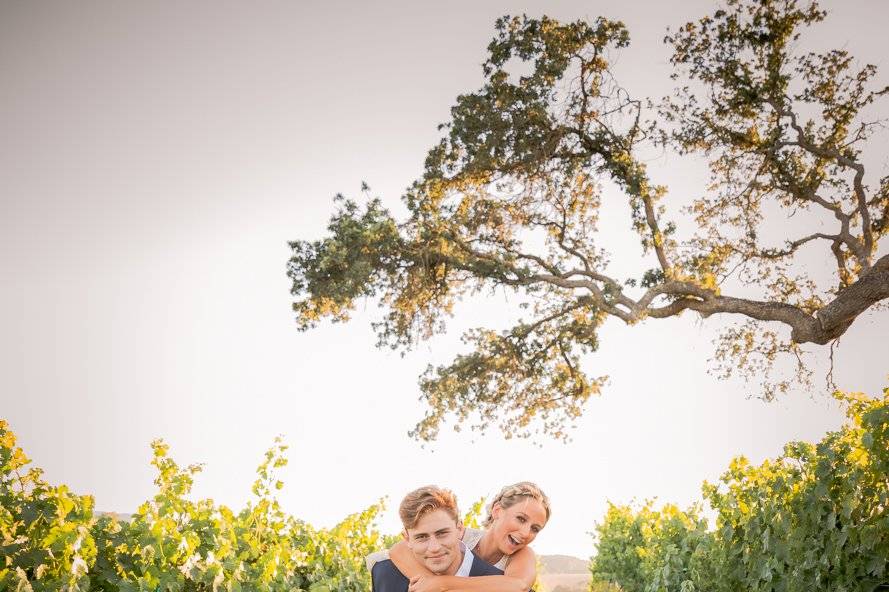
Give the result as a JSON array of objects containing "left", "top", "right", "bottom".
[{"left": 409, "top": 574, "right": 445, "bottom": 592}]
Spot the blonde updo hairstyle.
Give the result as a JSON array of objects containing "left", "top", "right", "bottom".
[{"left": 483, "top": 481, "right": 551, "bottom": 528}]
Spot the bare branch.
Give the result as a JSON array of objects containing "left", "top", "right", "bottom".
[{"left": 758, "top": 233, "right": 843, "bottom": 259}]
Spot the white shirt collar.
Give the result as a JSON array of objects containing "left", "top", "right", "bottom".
[{"left": 454, "top": 541, "right": 474, "bottom": 577}]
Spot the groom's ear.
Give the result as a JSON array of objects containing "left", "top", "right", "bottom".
[
  {"left": 455, "top": 521, "right": 465, "bottom": 537},
  {"left": 402, "top": 529, "right": 409, "bottom": 542}
]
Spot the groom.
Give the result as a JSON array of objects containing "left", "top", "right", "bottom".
[{"left": 371, "top": 485, "right": 503, "bottom": 592}]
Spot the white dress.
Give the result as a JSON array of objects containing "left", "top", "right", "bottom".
[{"left": 365, "top": 527, "right": 509, "bottom": 573}]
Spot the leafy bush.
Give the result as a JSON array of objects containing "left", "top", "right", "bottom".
[
  {"left": 590, "top": 502, "right": 710, "bottom": 592},
  {"left": 0, "top": 424, "right": 390, "bottom": 592},
  {"left": 590, "top": 387, "right": 889, "bottom": 592},
  {"left": 1, "top": 419, "right": 96, "bottom": 591}
]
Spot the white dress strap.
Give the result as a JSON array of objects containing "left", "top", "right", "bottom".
[{"left": 462, "top": 527, "right": 509, "bottom": 570}]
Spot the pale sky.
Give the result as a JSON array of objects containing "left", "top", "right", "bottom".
[{"left": 2, "top": 1, "right": 886, "bottom": 558}]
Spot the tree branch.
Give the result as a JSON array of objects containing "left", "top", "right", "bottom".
[
  {"left": 758, "top": 233, "right": 843, "bottom": 259},
  {"left": 770, "top": 99, "right": 874, "bottom": 267}
]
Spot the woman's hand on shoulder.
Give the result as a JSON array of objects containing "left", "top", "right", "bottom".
[{"left": 409, "top": 575, "right": 446, "bottom": 592}]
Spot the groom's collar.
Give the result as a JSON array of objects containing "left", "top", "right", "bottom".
[{"left": 454, "top": 541, "right": 474, "bottom": 577}]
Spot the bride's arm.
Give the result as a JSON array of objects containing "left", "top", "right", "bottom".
[
  {"left": 408, "top": 546, "right": 537, "bottom": 592},
  {"left": 388, "top": 539, "right": 435, "bottom": 579}
]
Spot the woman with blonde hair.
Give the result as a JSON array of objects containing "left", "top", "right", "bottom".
[{"left": 367, "top": 481, "right": 550, "bottom": 592}]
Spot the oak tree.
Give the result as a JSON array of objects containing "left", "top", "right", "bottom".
[{"left": 288, "top": 0, "right": 888, "bottom": 441}]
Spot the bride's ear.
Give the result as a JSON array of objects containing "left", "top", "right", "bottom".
[{"left": 491, "top": 502, "right": 503, "bottom": 521}]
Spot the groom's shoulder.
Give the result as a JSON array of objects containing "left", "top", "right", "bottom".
[
  {"left": 468, "top": 555, "right": 504, "bottom": 577},
  {"left": 371, "top": 559, "right": 408, "bottom": 592}
]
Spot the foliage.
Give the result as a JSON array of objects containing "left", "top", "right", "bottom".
[
  {"left": 589, "top": 502, "right": 710, "bottom": 592},
  {"left": 589, "top": 386, "right": 889, "bottom": 591},
  {"left": 0, "top": 419, "right": 96, "bottom": 592},
  {"left": 288, "top": 0, "right": 889, "bottom": 441},
  {"left": 461, "top": 497, "right": 486, "bottom": 530},
  {"left": 0, "top": 422, "right": 391, "bottom": 592}
]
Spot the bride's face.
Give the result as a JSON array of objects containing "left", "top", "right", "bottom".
[{"left": 490, "top": 497, "right": 548, "bottom": 555}]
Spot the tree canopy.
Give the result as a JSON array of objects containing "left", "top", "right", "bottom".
[{"left": 288, "top": 0, "right": 888, "bottom": 441}]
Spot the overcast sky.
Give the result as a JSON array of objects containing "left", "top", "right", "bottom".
[{"left": 2, "top": 0, "right": 886, "bottom": 558}]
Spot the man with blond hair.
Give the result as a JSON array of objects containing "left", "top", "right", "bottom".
[{"left": 371, "top": 485, "right": 503, "bottom": 592}]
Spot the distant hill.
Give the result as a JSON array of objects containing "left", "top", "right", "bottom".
[
  {"left": 539, "top": 554, "right": 589, "bottom": 574},
  {"left": 538, "top": 556, "right": 591, "bottom": 592}
]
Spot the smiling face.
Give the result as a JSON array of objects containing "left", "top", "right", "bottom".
[
  {"left": 489, "top": 497, "right": 548, "bottom": 555},
  {"left": 403, "top": 508, "right": 466, "bottom": 575}
]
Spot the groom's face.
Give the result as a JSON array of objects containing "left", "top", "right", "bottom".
[{"left": 403, "top": 509, "right": 465, "bottom": 575}]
